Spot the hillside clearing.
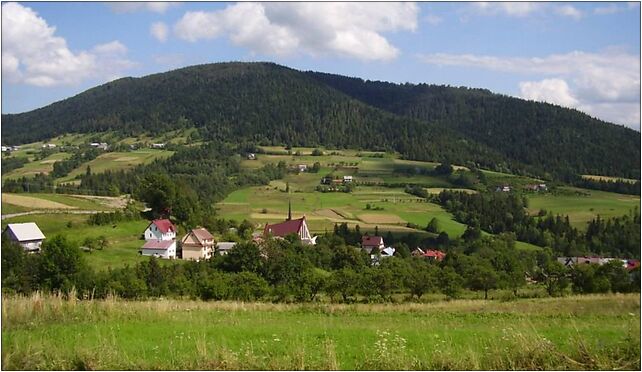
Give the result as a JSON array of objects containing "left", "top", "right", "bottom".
[{"left": 1, "top": 193, "right": 76, "bottom": 209}]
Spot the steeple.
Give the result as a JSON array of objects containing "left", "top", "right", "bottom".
[{"left": 287, "top": 199, "right": 292, "bottom": 221}]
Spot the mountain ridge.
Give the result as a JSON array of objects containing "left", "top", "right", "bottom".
[{"left": 2, "top": 61, "right": 639, "bottom": 179}]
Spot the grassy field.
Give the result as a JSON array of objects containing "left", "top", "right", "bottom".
[
  {"left": 2, "top": 293, "right": 639, "bottom": 370},
  {"left": 55, "top": 149, "right": 174, "bottom": 184},
  {"left": 2, "top": 152, "right": 71, "bottom": 179},
  {"left": 0, "top": 213, "right": 151, "bottom": 270},
  {"left": 1, "top": 193, "right": 121, "bottom": 213},
  {"left": 528, "top": 187, "right": 640, "bottom": 228}
]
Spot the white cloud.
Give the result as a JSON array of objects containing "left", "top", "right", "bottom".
[
  {"left": 519, "top": 79, "right": 579, "bottom": 107},
  {"left": 424, "top": 14, "right": 443, "bottom": 26},
  {"left": 173, "top": 2, "right": 419, "bottom": 61},
  {"left": 594, "top": 4, "right": 624, "bottom": 15},
  {"left": 473, "top": 2, "right": 542, "bottom": 17},
  {"left": 150, "top": 22, "right": 169, "bottom": 42},
  {"left": 108, "top": 2, "right": 179, "bottom": 14},
  {"left": 555, "top": 5, "right": 583, "bottom": 20},
  {"left": 420, "top": 50, "right": 640, "bottom": 128},
  {"left": 1, "top": 2, "right": 136, "bottom": 87}
]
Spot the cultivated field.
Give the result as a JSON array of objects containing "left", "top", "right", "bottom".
[
  {"left": 582, "top": 174, "right": 639, "bottom": 184},
  {"left": 2, "top": 293, "right": 639, "bottom": 370}
]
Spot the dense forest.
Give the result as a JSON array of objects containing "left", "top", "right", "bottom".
[
  {"left": 3, "top": 62, "right": 639, "bottom": 180},
  {"left": 309, "top": 71, "right": 641, "bottom": 179}
]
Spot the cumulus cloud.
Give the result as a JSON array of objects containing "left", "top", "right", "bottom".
[
  {"left": 1, "top": 2, "right": 136, "bottom": 87},
  {"left": 173, "top": 2, "right": 418, "bottom": 61},
  {"left": 150, "top": 22, "right": 169, "bottom": 42},
  {"left": 108, "top": 2, "right": 179, "bottom": 14},
  {"left": 420, "top": 50, "right": 640, "bottom": 128},
  {"left": 519, "top": 79, "right": 578, "bottom": 107}
]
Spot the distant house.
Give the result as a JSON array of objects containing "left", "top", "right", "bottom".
[
  {"left": 181, "top": 228, "right": 215, "bottom": 261},
  {"left": 42, "top": 143, "right": 56, "bottom": 148},
  {"left": 298, "top": 164, "right": 308, "bottom": 172},
  {"left": 151, "top": 143, "right": 166, "bottom": 149},
  {"left": 361, "top": 235, "right": 385, "bottom": 253},
  {"left": 343, "top": 175, "right": 353, "bottom": 183},
  {"left": 1, "top": 146, "right": 8, "bottom": 152},
  {"left": 557, "top": 256, "right": 629, "bottom": 268},
  {"left": 144, "top": 219, "right": 177, "bottom": 241},
  {"left": 90, "top": 142, "right": 109, "bottom": 150},
  {"left": 140, "top": 240, "right": 176, "bottom": 259},
  {"left": 424, "top": 249, "right": 446, "bottom": 261},
  {"left": 3, "top": 222, "right": 46, "bottom": 253},
  {"left": 495, "top": 185, "right": 511, "bottom": 192},
  {"left": 11, "top": 146, "right": 20, "bottom": 151},
  {"left": 381, "top": 247, "right": 396, "bottom": 257},
  {"left": 263, "top": 216, "right": 317, "bottom": 245},
  {"left": 216, "top": 242, "right": 237, "bottom": 255},
  {"left": 321, "top": 176, "right": 332, "bottom": 185},
  {"left": 525, "top": 183, "right": 548, "bottom": 192},
  {"left": 247, "top": 153, "right": 257, "bottom": 160}
]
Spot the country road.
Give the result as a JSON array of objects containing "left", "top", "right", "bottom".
[{"left": 1, "top": 210, "right": 102, "bottom": 220}]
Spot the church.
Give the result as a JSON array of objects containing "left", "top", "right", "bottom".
[{"left": 263, "top": 201, "right": 317, "bottom": 245}]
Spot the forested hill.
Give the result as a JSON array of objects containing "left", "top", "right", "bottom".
[
  {"left": 307, "top": 71, "right": 641, "bottom": 180},
  {"left": 2, "top": 62, "right": 639, "bottom": 179}
]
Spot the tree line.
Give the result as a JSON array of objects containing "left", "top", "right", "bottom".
[
  {"left": 3, "top": 230, "right": 638, "bottom": 302},
  {"left": 436, "top": 190, "right": 641, "bottom": 258}
]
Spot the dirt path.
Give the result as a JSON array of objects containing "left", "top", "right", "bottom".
[{"left": 1, "top": 210, "right": 102, "bottom": 220}]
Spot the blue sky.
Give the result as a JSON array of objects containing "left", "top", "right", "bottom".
[{"left": 2, "top": 1, "right": 640, "bottom": 129}]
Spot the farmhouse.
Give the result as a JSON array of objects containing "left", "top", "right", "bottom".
[
  {"left": 263, "top": 216, "right": 317, "bottom": 245},
  {"left": 247, "top": 153, "right": 256, "bottom": 160},
  {"left": 42, "top": 143, "right": 56, "bottom": 148},
  {"left": 343, "top": 175, "right": 353, "bottom": 183},
  {"left": 151, "top": 143, "right": 166, "bottom": 149},
  {"left": 3, "top": 222, "right": 46, "bottom": 253},
  {"left": 496, "top": 185, "right": 511, "bottom": 192},
  {"left": 1, "top": 146, "right": 7, "bottom": 152},
  {"left": 89, "top": 142, "right": 109, "bottom": 150},
  {"left": 140, "top": 240, "right": 176, "bottom": 259},
  {"left": 144, "top": 219, "right": 177, "bottom": 241},
  {"left": 557, "top": 256, "right": 631, "bottom": 268},
  {"left": 181, "top": 228, "right": 215, "bottom": 261},
  {"left": 298, "top": 164, "right": 307, "bottom": 172},
  {"left": 361, "top": 235, "right": 385, "bottom": 253},
  {"left": 216, "top": 242, "right": 237, "bottom": 255},
  {"left": 424, "top": 249, "right": 446, "bottom": 261}
]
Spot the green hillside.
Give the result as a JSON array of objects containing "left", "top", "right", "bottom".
[{"left": 3, "top": 62, "right": 639, "bottom": 179}]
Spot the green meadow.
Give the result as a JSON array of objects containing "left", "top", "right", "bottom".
[
  {"left": 528, "top": 187, "right": 640, "bottom": 229},
  {"left": 1, "top": 213, "right": 151, "bottom": 270},
  {"left": 2, "top": 293, "right": 639, "bottom": 370}
]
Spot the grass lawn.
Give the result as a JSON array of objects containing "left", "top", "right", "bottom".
[
  {"left": 528, "top": 187, "right": 640, "bottom": 229},
  {"left": 2, "top": 294, "right": 639, "bottom": 370}
]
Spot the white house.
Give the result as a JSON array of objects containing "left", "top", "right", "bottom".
[
  {"left": 361, "top": 235, "right": 385, "bottom": 253},
  {"left": 151, "top": 143, "right": 166, "bottom": 149},
  {"left": 4, "top": 222, "right": 46, "bottom": 252},
  {"left": 298, "top": 164, "right": 308, "bottom": 172},
  {"left": 140, "top": 240, "right": 176, "bottom": 259},
  {"left": 343, "top": 175, "right": 353, "bottom": 183},
  {"left": 1, "top": 146, "right": 8, "bottom": 152},
  {"left": 42, "top": 143, "right": 56, "bottom": 148},
  {"left": 144, "top": 219, "right": 177, "bottom": 241}
]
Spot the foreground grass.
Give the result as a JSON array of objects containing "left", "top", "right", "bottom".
[{"left": 2, "top": 293, "right": 639, "bottom": 370}]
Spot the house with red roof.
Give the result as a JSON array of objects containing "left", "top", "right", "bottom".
[
  {"left": 144, "top": 219, "right": 177, "bottom": 241},
  {"left": 424, "top": 249, "right": 446, "bottom": 261},
  {"left": 361, "top": 235, "right": 385, "bottom": 253},
  {"left": 140, "top": 240, "right": 176, "bottom": 259},
  {"left": 263, "top": 216, "right": 317, "bottom": 245},
  {"left": 181, "top": 227, "right": 215, "bottom": 261}
]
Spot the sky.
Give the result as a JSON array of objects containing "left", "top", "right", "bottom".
[{"left": 2, "top": 1, "right": 640, "bottom": 130}]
